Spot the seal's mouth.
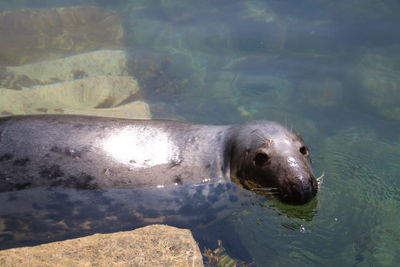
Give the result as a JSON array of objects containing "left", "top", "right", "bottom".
[
  {"left": 252, "top": 185, "right": 314, "bottom": 205},
  {"left": 250, "top": 186, "right": 282, "bottom": 201},
  {"left": 250, "top": 172, "right": 323, "bottom": 205}
]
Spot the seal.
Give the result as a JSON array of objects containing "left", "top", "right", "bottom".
[{"left": 0, "top": 115, "right": 317, "bottom": 204}]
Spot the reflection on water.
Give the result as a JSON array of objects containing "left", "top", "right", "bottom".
[
  {"left": 1, "top": 0, "right": 400, "bottom": 265},
  {"left": 0, "top": 183, "right": 263, "bottom": 249}
]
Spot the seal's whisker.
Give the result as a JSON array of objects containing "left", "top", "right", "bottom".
[
  {"left": 251, "top": 187, "right": 280, "bottom": 193},
  {"left": 316, "top": 172, "right": 325, "bottom": 186}
]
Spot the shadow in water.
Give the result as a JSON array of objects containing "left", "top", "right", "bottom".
[{"left": 0, "top": 181, "right": 319, "bottom": 262}]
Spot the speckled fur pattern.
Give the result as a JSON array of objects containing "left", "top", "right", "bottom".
[
  {"left": 0, "top": 115, "right": 228, "bottom": 192},
  {"left": 0, "top": 115, "right": 317, "bottom": 204}
]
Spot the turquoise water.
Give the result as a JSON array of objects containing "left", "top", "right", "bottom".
[{"left": 1, "top": 0, "right": 400, "bottom": 266}]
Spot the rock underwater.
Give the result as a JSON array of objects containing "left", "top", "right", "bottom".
[{"left": 0, "top": 6, "right": 124, "bottom": 66}]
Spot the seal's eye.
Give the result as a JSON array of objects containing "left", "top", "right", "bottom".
[
  {"left": 299, "top": 146, "right": 309, "bottom": 156},
  {"left": 254, "top": 153, "right": 269, "bottom": 166}
]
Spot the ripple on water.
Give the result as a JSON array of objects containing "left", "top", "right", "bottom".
[
  {"left": 316, "top": 127, "right": 400, "bottom": 266},
  {"left": 225, "top": 126, "right": 400, "bottom": 266}
]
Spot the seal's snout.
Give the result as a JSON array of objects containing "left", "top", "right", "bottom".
[{"left": 283, "top": 175, "right": 318, "bottom": 204}]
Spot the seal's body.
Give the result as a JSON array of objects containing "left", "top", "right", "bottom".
[{"left": 0, "top": 115, "right": 317, "bottom": 204}]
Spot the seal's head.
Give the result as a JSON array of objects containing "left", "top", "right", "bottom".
[{"left": 227, "top": 120, "right": 318, "bottom": 204}]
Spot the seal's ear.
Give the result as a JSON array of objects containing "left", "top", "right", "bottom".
[{"left": 254, "top": 152, "right": 269, "bottom": 166}]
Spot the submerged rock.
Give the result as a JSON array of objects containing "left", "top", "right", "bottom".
[
  {"left": 0, "top": 6, "right": 124, "bottom": 65},
  {"left": 357, "top": 52, "right": 400, "bottom": 120},
  {"left": 236, "top": 73, "right": 294, "bottom": 112},
  {"left": 1, "top": 50, "right": 129, "bottom": 89},
  {"left": 0, "top": 75, "right": 151, "bottom": 119},
  {"left": 1, "top": 75, "right": 138, "bottom": 109},
  {"left": 0, "top": 225, "right": 203, "bottom": 267},
  {"left": 60, "top": 101, "right": 151, "bottom": 119},
  {"left": 296, "top": 77, "right": 344, "bottom": 107},
  {"left": 203, "top": 240, "right": 255, "bottom": 267}
]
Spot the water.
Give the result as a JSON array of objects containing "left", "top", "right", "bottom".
[{"left": 1, "top": 0, "right": 400, "bottom": 266}]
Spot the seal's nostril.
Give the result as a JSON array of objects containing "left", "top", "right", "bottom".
[
  {"left": 311, "top": 177, "right": 318, "bottom": 192},
  {"left": 285, "top": 177, "right": 315, "bottom": 204}
]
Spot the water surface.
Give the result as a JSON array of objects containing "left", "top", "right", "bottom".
[{"left": 1, "top": 0, "right": 400, "bottom": 266}]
